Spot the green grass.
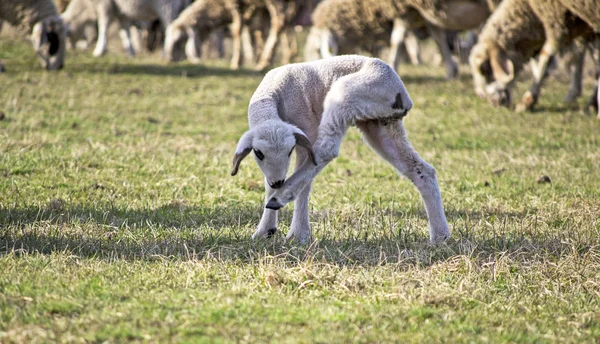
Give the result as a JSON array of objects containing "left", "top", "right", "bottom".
[{"left": 1, "top": 37, "right": 600, "bottom": 343}]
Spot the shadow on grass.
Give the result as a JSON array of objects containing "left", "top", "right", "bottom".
[
  {"left": 70, "top": 62, "right": 263, "bottom": 78},
  {"left": 400, "top": 73, "right": 473, "bottom": 85},
  {"left": 1, "top": 204, "right": 596, "bottom": 267}
]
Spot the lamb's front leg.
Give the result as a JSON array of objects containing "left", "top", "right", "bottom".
[
  {"left": 252, "top": 178, "right": 279, "bottom": 240},
  {"left": 267, "top": 119, "right": 348, "bottom": 210},
  {"left": 287, "top": 150, "right": 314, "bottom": 244}
]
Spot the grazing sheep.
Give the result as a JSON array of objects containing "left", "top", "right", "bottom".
[
  {"left": 307, "top": 0, "right": 493, "bottom": 79},
  {"left": 91, "top": 0, "right": 190, "bottom": 57},
  {"left": 0, "top": 0, "right": 67, "bottom": 70},
  {"left": 469, "top": 0, "right": 599, "bottom": 111},
  {"left": 231, "top": 55, "right": 450, "bottom": 244},
  {"left": 165, "top": 0, "right": 305, "bottom": 70}
]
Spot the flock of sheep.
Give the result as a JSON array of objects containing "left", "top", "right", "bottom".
[{"left": 0, "top": 0, "right": 599, "bottom": 115}]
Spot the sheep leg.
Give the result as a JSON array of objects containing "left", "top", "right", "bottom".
[
  {"left": 517, "top": 41, "right": 557, "bottom": 112},
  {"left": 255, "top": 1, "right": 285, "bottom": 71},
  {"left": 118, "top": 19, "right": 136, "bottom": 57},
  {"left": 405, "top": 31, "right": 422, "bottom": 65},
  {"left": 252, "top": 178, "right": 279, "bottom": 240},
  {"left": 280, "top": 28, "right": 297, "bottom": 65},
  {"left": 319, "top": 29, "right": 337, "bottom": 58},
  {"left": 93, "top": 5, "right": 111, "bottom": 57},
  {"left": 241, "top": 25, "right": 255, "bottom": 65},
  {"left": 286, "top": 149, "right": 313, "bottom": 244},
  {"left": 564, "top": 40, "right": 586, "bottom": 104},
  {"left": 356, "top": 120, "right": 450, "bottom": 243},
  {"left": 428, "top": 25, "right": 458, "bottom": 79},
  {"left": 585, "top": 37, "right": 600, "bottom": 116},
  {"left": 389, "top": 18, "right": 408, "bottom": 71},
  {"left": 185, "top": 28, "right": 202, "bottom": 63},
  {"left": 229, "top": 9, "right": 243, "bottom": 70}
]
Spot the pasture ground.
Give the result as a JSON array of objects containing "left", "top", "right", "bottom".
[{"left": 1, "top": 37, "right": 600, "bottom": 343}]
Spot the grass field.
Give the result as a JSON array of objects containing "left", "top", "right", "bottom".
[{"left": 1, "top": 37, "right": 600, "bottom": 343}]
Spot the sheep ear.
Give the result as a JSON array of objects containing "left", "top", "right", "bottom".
[
  {"left": 490, "top": 48, "right": 514, "bottom": 84},
  {"left": 293, "top": 132, "right": 317, "bottom": 166},
  {"left": 231, "top": 131, "right": 253, "bottom": 176}
]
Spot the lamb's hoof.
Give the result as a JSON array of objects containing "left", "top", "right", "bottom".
[
  {"left": 286, "top": 232, "right": 310, "bottom": 245},
  {"left": 252, "top": 228, "right": 277, "bottom": 240},
  {"left": 265, "top": 198, "right": 282, "bottom": 210},
  {"left": 430, "top": 233, "right": 450, "bottom": 244}
]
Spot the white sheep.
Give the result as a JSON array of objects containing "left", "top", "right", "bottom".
[
  {"left": 0, "top": 0, "right": 67, "bottom": 70},
  {"left": 90, "top": 0, "right": 190, "bottom": 57},
  {"left": 231, "top": 55, "right": 450, "bottom": 244},
  {"left": 469, "top": 0, "right": 600, "bottom": 112}
]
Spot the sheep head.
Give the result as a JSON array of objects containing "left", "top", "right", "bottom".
[
  {"left": 231, "top": 120, "right": 316, "bottom": 189},
  {"left": 31, "top": 16, "right": 67, "bottom": 70},
  {"left": 469, "top": 41, "right": 517, "bottom": 108}
]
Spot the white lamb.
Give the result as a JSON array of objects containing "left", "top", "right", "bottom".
[{"left": 231, "top": 55, "right": 450, "bottom": 244}]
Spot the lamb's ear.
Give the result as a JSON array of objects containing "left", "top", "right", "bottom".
[
  {"left": 231, "top": 130, "right": 253, "bottom": 176},
  {"left": 292, "top": 131, "right": 317, "bottom": 166},
  {"left": 490, "top": 48, "right": 514, "bottom": 85}
]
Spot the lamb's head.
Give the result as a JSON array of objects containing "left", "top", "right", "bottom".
[
  {"left": 231, "top": 120, "right": 317, "bottom": 189},
  {"left": 469, "top": 41, "right": 519, "bottom": 108},
  {"left": 31, "top": 16, "right": 67, "bottom": 70}
]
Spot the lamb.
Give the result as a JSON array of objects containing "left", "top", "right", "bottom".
[
  {"left": 307, "top": 0, "right": 493, "bottom": 79},
  {"left": 231, "top": 55, "right": 450, "bottom": 244},
  {"left": 0, "top": 0, "right": 67, "bottom": 70},
  {"left": 469, "top": 0, "right": 599, "bottom": 111},
  {"left": 164, "top": 0, "right": 304, "bottom": 70},
  {"left": 90, "top": 0, "right": 190, "bottom": 57}
]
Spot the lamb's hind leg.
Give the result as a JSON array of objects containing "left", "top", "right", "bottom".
[
  {"left": 356, "top": 120, "right": 450, "bottom": 243},
  {"left": 252, "top": 178, "right": 279, "bottom": 240}
]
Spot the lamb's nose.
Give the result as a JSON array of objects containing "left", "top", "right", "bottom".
[{"left": 270, "top": 180, "right": 284, "bottom": 189}]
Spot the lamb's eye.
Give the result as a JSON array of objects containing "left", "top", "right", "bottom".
[
  {"left": 288, "top": 146, "right": 294, "bottom": 157},
  {"left": 253, "top": 149, "right": 264, "bottom": 160}
]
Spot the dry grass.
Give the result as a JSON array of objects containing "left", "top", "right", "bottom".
[{"left": 1, "top": 36, "right": 600, "bottom": 343}]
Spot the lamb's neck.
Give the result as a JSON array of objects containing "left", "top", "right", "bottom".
[{"left": 248, "top": 98, "right": 281, "bottom": 128}]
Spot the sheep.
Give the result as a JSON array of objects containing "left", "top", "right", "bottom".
[
  {"left": 0, "top": 0, "right": 67, "bottom": 70},
  {"left": 165, "top": 0, "right": 304, "bottom": 70},
  {"left": 307, "top": 0, "right": 493, "bottom": 79},
  {"left": 61, "top": 0, "right": 150, "bottom": 53},
  {"left": 90, "top": 0, "right": 190, "bottom": 57},
  {"left": 231, "top": 55, "right": 450, "bottom": 244},
  {"left": 469, "top": 0, "right": 599, "bottom": 111}
]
